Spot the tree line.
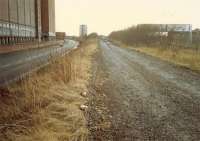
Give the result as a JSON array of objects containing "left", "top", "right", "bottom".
[
  {"left": 109, "top": 25, "right": 197, "bottom": 47},
  {"left": 109, "top": 25, "right": 164, "bottom": 46}
]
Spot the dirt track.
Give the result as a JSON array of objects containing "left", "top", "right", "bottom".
[{"left": 88, "top": 40, "right": 200, "bottom": 141}]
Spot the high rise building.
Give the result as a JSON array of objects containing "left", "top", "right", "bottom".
[{"left": 79, "top": 25, "right": 88, "bottom": 37}]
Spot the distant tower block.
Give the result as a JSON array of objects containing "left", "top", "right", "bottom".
[{"left": 79, "top": 25, "right": 88, "bottom": 37}]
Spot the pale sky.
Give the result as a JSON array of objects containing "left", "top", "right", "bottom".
[{"left": 55, "top": 0, "right": 200, "bottom": 36}]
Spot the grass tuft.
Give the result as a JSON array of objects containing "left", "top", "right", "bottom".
[
  {"left": 134, "top": 46, "right": 200, "bottom": 71},
  {"left": 0, "top": 38, "right": 97, "bottom": 141}
]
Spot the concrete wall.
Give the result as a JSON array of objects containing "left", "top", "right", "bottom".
[{"left": 48, "top": 0, "right": 55, "bottom": 35}]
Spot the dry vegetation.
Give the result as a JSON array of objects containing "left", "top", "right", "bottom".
[
  {"left": 134, "top": 46, "right": 200, "bottom": 71},
  {"left": 0, "top": 39, "right": 97, "bottom": 141},
  {"left": 111, "top": 39, "right": 200, "bottom": 72},
  {"left": 109, "top": 24, "right": 200, "bottom": 72}
]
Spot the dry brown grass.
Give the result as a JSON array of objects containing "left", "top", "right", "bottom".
[
  {"left": 0, "top": 38, "right": 97, "bottom": 141},
  {"left": 134, "top": 46, "right": 200, "bottom": 71},
  {"left": 110, "top": 39, "right": 200, "bottom": 72}
]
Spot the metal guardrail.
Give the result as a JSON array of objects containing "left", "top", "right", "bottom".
[{"left": 0, "top": 40, "right": 79, "bottom": 87}]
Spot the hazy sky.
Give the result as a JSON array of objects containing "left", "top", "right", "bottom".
[{"left": 55, "top": 0, "right": 200, "bottom": 36}]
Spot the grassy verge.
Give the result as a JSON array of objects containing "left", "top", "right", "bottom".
[
  {"left": 0, "top": 39, "right": 97, "bottom": 141},
  {"left": 110, "top": 39, "right": 200, "bottom": 72},
  {"left": 134, "top": 47, "right": 200, "bottom": 72}
]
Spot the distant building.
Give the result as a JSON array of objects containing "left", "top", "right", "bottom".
[
  {"left": 56, "top": 32, "right": 66, "bottom": 40},
  {"left": 137, "top": 24, "right": 193, "bottom": 45},
  {"left": 137, "top": 24, "right": 192, "bottom": 33},
  {"left": 79, "top": 25, "right": 88, "bottom": 37}
]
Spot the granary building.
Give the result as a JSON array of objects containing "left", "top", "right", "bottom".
[{"left": 0, "top": 0, "right": 55, "bottom": 45}]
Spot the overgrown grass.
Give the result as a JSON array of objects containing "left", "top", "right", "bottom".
[
  {"left": 0, "top": 39, "right": 97, "bottom": 141},
  {"left": 134, "top": 46, "right": 200, "bottom": 71},
  {"left": 110, "top": 38, "right": 200, "bottom": 72}
]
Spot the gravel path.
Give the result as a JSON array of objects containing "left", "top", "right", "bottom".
[{"left": 88, "top": 40, "right": 200, "bottom": 141}]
